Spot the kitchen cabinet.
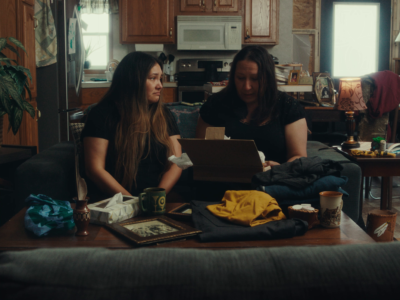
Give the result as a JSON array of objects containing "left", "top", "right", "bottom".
[
  {"left": 120, "top": 0, "right": 175, "bottom": 44},
  {"left": 244, "top": 0, "right": 279, "bottom": 45},
  {"left": 163, "top": 87, "right": 177, "bottom": 103},
  {"left": 180, "top": 0, "right": 239, "bottom": 13},
  {"left": 1, "top": 0, "right": 38, "bottom": 150},
  {"left": 80, "top": 88, "right": 108, "bottom": 110}
]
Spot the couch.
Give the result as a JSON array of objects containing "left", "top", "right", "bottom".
[
  {"left": 1, "top": 243, "right": 400, "bottom": 299},
  {"left": 13, "top": 103, "right": 363, "bottom": 226}
]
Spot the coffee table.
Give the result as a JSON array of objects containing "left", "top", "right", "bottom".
[{"left": 0, "top": 202, "right": 375, "bottom": 251}]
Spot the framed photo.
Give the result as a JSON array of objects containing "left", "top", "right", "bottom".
[
  {"left": 312, "top": 72, "right": 334, "bottom": 106},
  {"left": 288, "top": 70, "right": 300, "bottom": 85},
  {"left": 106, "top": 215, "right": 201, "bottom": 245},
  {"left": 167, "top": 203, "right": 192, "bottom": 221}
]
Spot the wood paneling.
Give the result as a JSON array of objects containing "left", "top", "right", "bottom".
[
  {"left": 178, "top": 0, "right": 241, "bottom": 14},
  {"left": 120, "top": 0, "right": 175, "bottom": 44},
  {"left": 244, "top": 0, "right": 279, "bottom": 44},
  {"left": 18, "top": 1, "right": 37, "bottom": 99}
]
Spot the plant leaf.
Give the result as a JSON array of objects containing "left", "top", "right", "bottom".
[
  {"left": 24, "top": 81, "right": 32, "bottom": 100},
  {"left": 14, "top": 65, "right": 32, "bottom": 82},
  {"left": 5, "top": 44, "right": 22, "bottom": 60},
  {"left": 0, "top": 108, "right": 6, "bottom": 117},
  {"left": 23, "top": 100, "right": 35, "bottom": 118},
  {"left": 10, "top": 104, "right": 24, "bottom": 135},
  {"left": 0, "top": 81, "right": 12, "bottom": 114},
  {"left": 8, "top": 37, "right": 27, "bottom": 54},
  {"left": 0, "top": 53, "right": 16, "bottom": 65},
  {"left": 0, "top": 38, "right": 7, "bottom": 52},
  {"left": 4, "top": 65, "right": 27, "bottom": 95},
  {"left": 2, "top": 75, "right": 24, "bottom": 109}
]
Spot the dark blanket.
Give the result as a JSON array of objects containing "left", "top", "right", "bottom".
[
  {"left": 252, "top": 156, "right": 343, "bottom": 189},
  {"left": 191, "top": 200, "right": 308, "bottom": 243}
]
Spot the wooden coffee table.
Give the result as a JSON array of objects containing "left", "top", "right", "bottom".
[{"left": 0, "top": 202, "right": 375, "bottom": 251}]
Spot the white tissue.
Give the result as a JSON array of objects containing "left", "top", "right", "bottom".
[
  {"left": 105, "top": 192, "right": 123, "bottom": 208},
  {"left": 224, "top": 135, "right": 231, "bottom": 139},
  {"left": 292, "top": 204, "right": 315, "bottom": 211},
  {"left": 258, "top": 151, "right": 265, "bottom": 163},
  {"left": 168, "top": 153, "right": 193, "bottom": 170}
]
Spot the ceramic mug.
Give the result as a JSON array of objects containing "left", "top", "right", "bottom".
[
  {"left": 139, "top": 188, "right": 166, "bottom": 215},
  {"left": 319, "top": 191, "right": 343, "bottom": 228}
]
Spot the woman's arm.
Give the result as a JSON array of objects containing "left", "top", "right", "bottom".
[
  {"left": 83, "top": 137, "right": 132, "bottom": 196},
  {"left": 195, "top": 116, "right": 212, "bottom": 139},
  {"left": 284, "top": 118, "right": 308, "bottom": 162},
  {"left": 158, "top": 135, "right": 183, "bottom": 194}
]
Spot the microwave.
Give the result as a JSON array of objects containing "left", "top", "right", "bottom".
[{"left": 177, "top": 16, "right": 242, "bottom": 51}]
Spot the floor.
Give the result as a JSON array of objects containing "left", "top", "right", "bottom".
[{"left": 362, "top": 176, "right": 400, "bottom": 239}]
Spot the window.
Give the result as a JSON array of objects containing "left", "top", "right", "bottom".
[
  {"left": 81, "top": 13, "right": 110, "bottom": 70},
  {"left": 332, "top": 3, "right": 379, "bottom": 77}
]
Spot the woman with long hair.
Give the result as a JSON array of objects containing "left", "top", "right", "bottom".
[
  {"left": 196, "top": 46, "right": 307, "bottom": 167},
  {"left": 81, "top": 52, "right": 182, "bottom": 197}
]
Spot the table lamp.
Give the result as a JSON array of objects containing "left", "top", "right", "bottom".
[{"left": 337, "top": 77, "right": 367, "bottom": 149}]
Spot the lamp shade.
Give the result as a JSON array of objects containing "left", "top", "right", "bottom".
[{"left": 337, "top": 78, "right": 367, "bottom": 111}]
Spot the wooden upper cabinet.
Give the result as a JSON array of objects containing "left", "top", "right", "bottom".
[
  {"left": 181, "top": 0, "right": 205, "bottom": 12},
  {"left": 18, "top": 1, "right": 37, "bottom": 99},
  {"left": 120, "top": 0, "right": 175, "bottom": 44},
  {"left": 213, "top": 0, "right": 238, "bottom": 13},
  {"left": 180, "top": 0, "right": 239, "bottom": 13},
  {"left": 244, "top": 0, "right": 279, "bottom": 45}
]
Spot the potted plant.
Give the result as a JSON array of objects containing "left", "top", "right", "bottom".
[
  {"left": 0, "top": 37, "right": 35, "bottom": 142},
  {"left": 84, "top": 40, "right": 103, "bottom": 69}
]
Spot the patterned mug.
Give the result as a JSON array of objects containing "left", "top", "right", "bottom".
[
  {"left": 319, "top": 191, "right": 343, "bottom": 228},
  {"left": 139, "top": 188, "right": 166, "bottom": 215}
]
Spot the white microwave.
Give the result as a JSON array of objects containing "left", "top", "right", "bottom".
[{"left": 177, "top": 16, "right": 242, "bottom": 50}]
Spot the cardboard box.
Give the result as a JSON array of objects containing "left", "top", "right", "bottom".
[
  {"left": 178, "top": 138, "right": 263, "bottom": 183},
  {"left": 88, "top": 193, "right": 141, "bottom": 225}
]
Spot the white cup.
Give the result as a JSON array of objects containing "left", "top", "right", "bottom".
[
  {"left": 105, "top": 71, "right": 114, "bottom": 82},
  {"left": 319, "top": 191, "right": 343, "bottom": 228}
]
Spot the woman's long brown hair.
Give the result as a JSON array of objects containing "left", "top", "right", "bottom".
[{"left": 99, "top": 52, "right": 172, "bottom": 191}]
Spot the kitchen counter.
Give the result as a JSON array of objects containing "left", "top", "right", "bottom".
[{"left": 82, "top": 80, "right": 178, "bottom": 88}]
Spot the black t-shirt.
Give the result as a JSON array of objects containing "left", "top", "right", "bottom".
[
  {"left": 199, "top": 91, "right": 306, "bottom": 164},
  {"left": 81, "top": 100, "right": 180, "bottom": 196}
]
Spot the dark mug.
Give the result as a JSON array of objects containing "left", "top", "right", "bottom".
[{"left": 139, "top": 188, "right": 166, "bottom": 215}]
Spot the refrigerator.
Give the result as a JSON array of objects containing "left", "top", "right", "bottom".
[{"left": 36, "top": 0, "right": 84, "bottom": 151}]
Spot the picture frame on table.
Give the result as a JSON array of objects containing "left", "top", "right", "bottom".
[
  {"left": 167, "top": 203, "right": 193, "bottom": 221},
  {"left": 312, "top": 72, "right": 335, "bottom": 107},
  {"left": 106, "top": 215, "right": 201, "bottom": 245},
  {"left": 288, "top": 70, "right": 300, "bottom": 85}
]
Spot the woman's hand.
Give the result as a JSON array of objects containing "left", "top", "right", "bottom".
[{"left": 263, "top": 161, "right": 280, "bottom": 171}]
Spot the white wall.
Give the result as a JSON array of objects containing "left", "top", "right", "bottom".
[{"left": 112, "top": 0, "right": 293, "bottom": 74}]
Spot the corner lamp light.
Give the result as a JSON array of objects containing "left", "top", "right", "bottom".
[{"left": 337, "top": 77, "right": 367, "bottom": 149}]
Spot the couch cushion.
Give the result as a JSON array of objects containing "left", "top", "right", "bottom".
[{"left": 1, "top": 244, "right": 400, "bottom": 299}]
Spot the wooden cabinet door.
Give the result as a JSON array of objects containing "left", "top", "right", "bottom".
[
  {"left": 244, "top": 0, "right": 279, "bottom": 44},
  {"left": 212, "top": 0, "right": 239, "bottom": 12},
  {"left": 163, "top": 87, "right": 177, "bottom": 103},
  {"left": 180, "top": 0, "right": 205, "bottom": 12},
  {"left": 120, "top": 0, "right": 175, "bottom": 44},
  {"left": 18, "top": 0, "right": 37, "bottom": 99}
]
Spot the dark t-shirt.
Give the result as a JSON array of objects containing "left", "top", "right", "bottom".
[
  {"left": 81, "top": 100, "right": 180, "bottom": 196},
  {"left": 199, "top": 91, "right": 306, "bottom": 164}
]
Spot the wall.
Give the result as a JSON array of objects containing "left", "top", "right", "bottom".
[{"left": 111, "top": 0, "right": 294, "bottom": 75}]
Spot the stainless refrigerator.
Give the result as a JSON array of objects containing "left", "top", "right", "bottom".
[{"left": 36, "top": 0, "right": 84, "bottom": 151}]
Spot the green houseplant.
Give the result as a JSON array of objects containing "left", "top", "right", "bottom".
[{"left": 0, "top": 37, "right": 35, "bottom": 137}]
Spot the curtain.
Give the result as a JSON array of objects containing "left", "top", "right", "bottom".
[{"left": 80, "top": 0, "right": 119, "bottom": 14}]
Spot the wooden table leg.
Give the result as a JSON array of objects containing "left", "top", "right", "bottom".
[
  {"left": 359, "top": 175, "right": 365, "bottom": 221},
  {"left": 380, "top": 177, "right": 390, "bottom": 210},
  {"left": 388, "top": 177, "right": 393, "bottom": 210}
]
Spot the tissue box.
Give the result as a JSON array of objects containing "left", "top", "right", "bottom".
[{"left": 88, "top": 195, "right": 141, "bottom": 225}]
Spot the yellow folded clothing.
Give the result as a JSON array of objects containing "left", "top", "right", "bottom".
[{"left": 206, "top": 190, "right": 286, "bottom": 227}]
